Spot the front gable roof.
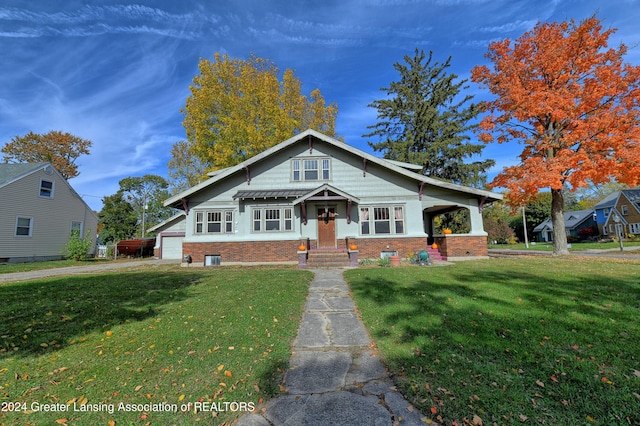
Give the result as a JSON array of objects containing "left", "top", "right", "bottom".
[
  {"left": 0, "top": 162, "right": 51, "bottom": 188},
  {"left": 0, "top": 162, "right": 99, "bottom": 221},
  {"left": 533, "top": 210, "right": 595, "bottom": 232},
  {"left": 164, "top": 129, "right": 502, "bottom": 208}
]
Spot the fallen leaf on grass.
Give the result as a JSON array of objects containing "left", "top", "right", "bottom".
[
  {"left": 519, "top": 414, "right": 527, "bottom": 422},
  {"left": 472, "top": 414, "right": 483, "bottom": 425},
  {"left": 535, "top": 379, "right": 545, "bottom": 387},
  {"left": 55, "top": 419, "right": 68, "bottom": 425},
  {"left": 135, "top": 385, "right": 143, "bottom": 392},
  {"left": 550, "top": 375, "right": 559, "bottom": 383}
]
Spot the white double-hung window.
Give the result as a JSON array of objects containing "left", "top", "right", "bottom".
[
  {"left": 359, "top": 206, "right": 405, "bottom": 235},
  {"left": 252, "top": 207, "right": 293, "bottom": 232},
  {"left": 194, "top": 210, "right": 234, "bottom": 234}
]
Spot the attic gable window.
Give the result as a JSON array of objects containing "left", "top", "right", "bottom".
[
  {"left": 621, "top": 205, "right": 628, "bottom": 215},
  {"left": 40, "top": 179, "right": 54, "bottom": 198},
  {"left": 291, "top": 158, "right": 330, "bottom": 181}
]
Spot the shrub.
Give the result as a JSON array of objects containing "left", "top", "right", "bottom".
[{"left": 65, "top": 229, "right": 94, "bottom": 261}]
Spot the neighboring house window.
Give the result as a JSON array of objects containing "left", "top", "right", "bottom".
[
  {"left": 621, "top": 205, "right": 628, "bottom": 215},
  {"left": 604, "top": 208, "right": 610, "bottom": 217},
  {"left": 71, "top": 221, "right": 83, "bottom": 235},
  {"left": 252, "top": 207, "right": 293, "bottom": 232},
  {"left": 194, "top": 210, "right": 234, "bottom": 234},
  {"left": 15, "top": 216, "right": 33, "bottom": 237},
  {"left": 359, "top": 206, "right": 405, "bottom": 235},
  {"left": 603, "top": 226, "right": 608, "bottom": 235},
  {"left": 630, "top": 223, "right": 640, "bottom": 234},
  {"left": 291, "top": 158, "right": 331, "bottom": 181},
  {"left": 40, "top": 179, "right": 54, "bottom": 198}
]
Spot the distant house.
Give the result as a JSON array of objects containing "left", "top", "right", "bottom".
[
  {"left": 593, "top": 188, "right": 640, "bottom": 238},
  {"left": 162, "top": 129, "right": 502, "bottom": 265},
  {"left": 0, "top": 163, "right": 98, "bottom": 263},
  {"left": 533, "top": 210, "right": 597, "bottom": 242}
]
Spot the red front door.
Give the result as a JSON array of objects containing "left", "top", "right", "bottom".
[{"left": 317, "top": 207, "right": 336, "bottom": 248}]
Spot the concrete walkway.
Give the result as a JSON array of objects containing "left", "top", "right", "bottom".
[{"left": 237, "top": 269, "right": 427, "bottom": 426}]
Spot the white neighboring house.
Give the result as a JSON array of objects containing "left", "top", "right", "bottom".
[
  {"left": 162, "top": 129, "right": 502, "bottom": 266},
  {"left": 0, "top": 162, "right": 99, "bottom": 263},
  {"left": 148, "top": 212, "right": 186, "bottom": 260}
]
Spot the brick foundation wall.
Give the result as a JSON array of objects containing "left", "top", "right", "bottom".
[
  {"left": 347, "top": 237, "right": 429, "bottom": 259},
  {"left": 181, "top": 235, "right": 488, "bottom": 264},
  {"left": 182, "top": 240, "right": 301, "bottom": 264},
  {"left": 434, "top": 235, "right": 488, "bottom": 258}
]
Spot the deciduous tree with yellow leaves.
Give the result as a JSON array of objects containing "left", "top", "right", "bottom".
[
  {"left": 471, "top": 16, "right": 640, "bottom": 255},
  {"left": 181, "top": 53, "right": 339, "bottom": 172}
]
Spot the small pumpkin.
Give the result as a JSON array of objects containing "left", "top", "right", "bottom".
[
  {"left": 349, "top": 243, "right": 358, "bottom": 250},
  {"left": 431, "top": 243, "right": 438, "bottom": 249},
  {"left": 298, "top": 244, "right": 307, "bottom": 251},
  {"left": 443, "top": 229, "right": 452, "bottom": 234}
]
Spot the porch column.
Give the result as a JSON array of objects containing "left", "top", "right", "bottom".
[{"left": 468, "top": 198, "right": 487, "bottom": 235}]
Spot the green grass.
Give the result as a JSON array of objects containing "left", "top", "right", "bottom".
[
  {"left": 345, "top": 258, "right": 640, "bottom": 425},
  {"left": 489, "top": 241, "right": 640, "bottom": 251},
  {"left": 0, "top": 265, "right": 312, "bottom": 425}
]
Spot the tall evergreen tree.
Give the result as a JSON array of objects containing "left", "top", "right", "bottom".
[{"left": 365, "top": 49, "right": 494, "bottom": 187}]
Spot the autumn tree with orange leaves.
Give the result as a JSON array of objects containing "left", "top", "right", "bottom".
[
  {"left": 471, "top": 16, "right": 640, "bottom": 255},
  {"left": 1, "top": 130, "right": 92, "bottom": 180}
]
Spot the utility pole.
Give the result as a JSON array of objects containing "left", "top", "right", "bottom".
[{"left": 522, "top": 206, "right": 529, "bottom": 248}]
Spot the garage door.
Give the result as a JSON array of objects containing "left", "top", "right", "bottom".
[{"left": 161, "top": 236, "right": 183, "bottom": 259}]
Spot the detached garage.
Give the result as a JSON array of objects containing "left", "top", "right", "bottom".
[{"left": 148, "top": 213, "right": 185, "bottom": 260}]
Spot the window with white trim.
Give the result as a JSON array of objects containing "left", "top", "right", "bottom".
[
  {"left": 71, "top": 221, "right": 83, "bottom": 236},
  {"left": 291, "top": 158, "right": 331, "bottom": 181},
  {"left": 630, "top": 223, "right": 640, "bottom": 234},
  {"left": 252, "top": 207, "right": 293, "bottom": 232},
  {"left": 621, "top": 205, "right": 628, "bottom": 215},
  {"left": 40, "top": 179, "right": 54, "bottom": 198},
  {"left": 194, "top": 210, "right": 234, "bottom": 234},
  {"left": 15, "top": 216, "right": 33, "bottom": 237},
  {"left": 359, "top": 206, "right": 405, "bottom": 235}
]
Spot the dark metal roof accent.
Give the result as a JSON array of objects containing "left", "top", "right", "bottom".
[{"left": 232, "top": 189, "right": 313, "bottom": 200}]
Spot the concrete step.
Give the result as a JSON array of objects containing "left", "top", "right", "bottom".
[{"left": 307, "top": 249, "right": 350, "bottom": 268}]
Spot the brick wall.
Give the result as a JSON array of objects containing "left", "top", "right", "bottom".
[
  {"left": 182, "top": 240, "right": 301, "bottom": 264},
  {"left": 347, "top": 237, "right": 429, "bottom": 259},
  {"left": 434, "top": 235, "right": 488, "bottom": 258},
  {"left": 181, "top": 234, "right": 488, "bottom": 264}
]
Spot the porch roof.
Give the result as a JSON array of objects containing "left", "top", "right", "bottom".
[
  {"left": 232, "top": 189, "right": 312, "bottom": 200},
  {"left": 293, "top": 183, "right": 361, "bottom": 205}
]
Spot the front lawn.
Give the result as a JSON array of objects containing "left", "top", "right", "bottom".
[
  {"left": 0, "top": 265, "right": 312, "bottom": 425},
  {"left": 345, "top": 258, "right": 640, "bottom": 425},
  {"left": 489, "top": 241, "right": 640, "bottom": 252}
]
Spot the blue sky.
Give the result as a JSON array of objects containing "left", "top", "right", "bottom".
[{"left": 1, "top": 0, "right": 639, "bottom": 211}]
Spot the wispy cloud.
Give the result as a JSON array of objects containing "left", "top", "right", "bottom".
[
  {"left": 478, "top": 19, "right": 539, "bottom": 34},
  {"left": 0, "top": 5, "right": 217, "bottom": 39}
]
